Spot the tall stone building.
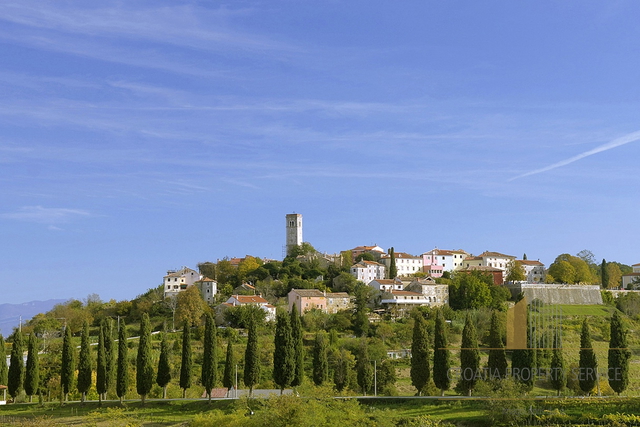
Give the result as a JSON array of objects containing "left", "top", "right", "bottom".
[{"left": 285, "top": 213, "right": 303, "bottom": 256}]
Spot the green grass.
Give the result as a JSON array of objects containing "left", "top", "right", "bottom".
[{"left": 540, "top": 304, "right": 614, "bottom": 317}]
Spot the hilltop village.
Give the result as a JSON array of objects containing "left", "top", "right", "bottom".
[{"left": 164, "top": 213, "right": 640, "bottom": 323}]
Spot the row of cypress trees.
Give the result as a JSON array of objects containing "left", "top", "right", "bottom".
[{"left": 410, "top": 308, "right": 631, "bottom": 397}]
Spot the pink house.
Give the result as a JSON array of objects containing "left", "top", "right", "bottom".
[{"left": 288, "top": 289, "right": 327, "bottom": 315}]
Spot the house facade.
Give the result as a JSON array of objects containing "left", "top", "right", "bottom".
[
  {"left": 288, "top": 289, "right": 327, "bottom": 314},
  {"left": 405, "top": 278, "right": 449, "bottom": 306},
  {"left": 163, "top": 267, "right": 201, "bottom": 299},
  {"left": 326, "top": 292, "right": 352, "bottom": 313},
  {"left": 350, "top": 260, "right": 386, "bottom": 284},
  {"left": 369, "top": 278, "right": 404, "bottom": 293},
  {"left": 225, "top": 294, "right": 276, "bottom": 322},
  {"left": 422, "top": 249, "right": 468, "bottom": 274},
  {"left": 519, "top": 260, "right": 546, "bottom": 283},
  {"left": 349, "top": 245, "right": 385, "bottom": 262},
  {"left": 197, "top": 277, "right": 218, "bottom": 304},
  {"left": 622, "top": 263, "right": 640, "bottom": 289},
  {"left": 379, "top": 252, "right": 423, "bottom": 277}
]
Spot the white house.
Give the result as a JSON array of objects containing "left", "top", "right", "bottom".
[
  {"left": 198, "top": 277, "right": 218, "bottom": 304},
  {"left": 225, "top": 294, "right": 276, "bottom": 322},
  {"left": 622, "top": 263, "right": 640, "bottom": 289},
  {"left": 379, "top": 252, "right": 423, "bottom": 277},
  {"left": 164, "top": 267, "right": 201, "bottom": 299},
  {"left": 379, "top": 290, "right": 432, "bottom": 314},
  {"left": 350, "top": 260, "right": 386, "bottom": 284},
  {"left": 519, "top": 260, "right": 546, "bottom": 283},
  {"left": 405, "top": 278, "right": 449, "bottom": 306},
  {"left": 369, "top": 278, "right": 404, "bottom": 293},
  {"left": 422, "top": 249, "right": 468, "bottom": 273}
]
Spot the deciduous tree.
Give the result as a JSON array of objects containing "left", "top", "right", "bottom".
[{"left": 175, "top": 286, "right": 206, "bottom": 327}]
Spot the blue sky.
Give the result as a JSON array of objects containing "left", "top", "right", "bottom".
[{"left": 1, "top": 1, "right": 639, "bottom": 304}]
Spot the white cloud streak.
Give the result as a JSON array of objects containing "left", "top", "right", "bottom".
[
  {"left": 509, "top": 130, "right": 640, "bottom": 181},
  {"left": 1, "top": 206, "right": 91, "bottom": 224}
]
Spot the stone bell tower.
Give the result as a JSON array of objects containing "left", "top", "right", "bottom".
[{"left": 285, "top": 213, "right": 303, "bottom": 256}]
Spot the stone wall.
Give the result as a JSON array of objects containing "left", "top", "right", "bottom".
[{"left": 504, "top": 283, "right": 603, "bottom": 305}]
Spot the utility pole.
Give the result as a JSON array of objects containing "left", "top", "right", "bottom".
[
  {"left": 374, "top": 360, "right": 377, "bottom": 397},
  {"left": 235, "top": 364, "right": 238, "bottom": 398}
]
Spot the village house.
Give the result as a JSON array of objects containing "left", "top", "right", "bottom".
[
  {"left": 421, "top": 249, "right": 468, "bottom": 275},
  {"left": 223, "top": 294, "right": 276, "bottom": 322},
  {"left": 288, "top": 289, "right": 327, "bottom": 314},
  {"left": 350, "top": 260, "right": 386, "bottom": 284},
  {"left": 379, "top": 252, "right": 423, "bottom": 277},
  {"left": 163, "top": 267, "right": 201, "bottom": 299},
  {"left": 519, "top": 260, "right": 546, "bottom": 283},
  {"left": 622, "top": 263, "right": 640, "bottom": 289}
]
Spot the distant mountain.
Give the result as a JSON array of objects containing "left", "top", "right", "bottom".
[{"left": 0, "top": 299, "right": 69, "bottom": 336}]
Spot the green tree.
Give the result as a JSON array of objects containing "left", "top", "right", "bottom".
[
  {"left": 450, "top": 273, "right": 492, "bottom": 310},
  {"left": 458, "top": 313, "right": 480, "bottom": 396},
  {"left": 290, "top": 306, "right": 304, "bottom": 388},
  {"left": 175, "top": 286, "right": 206, "bottom": 327},
  {"left": 601, "top": 259, "right": 609, "bottom": 288},
  {"left": 60, "top": 326, "right": 75, "bottom": 402},
  {"left": 356, "top": 340, "right": 372, "bottom": 395},
  {"left": 136, "top": 314, "right": 154, "bottom": 404},
  {"left": 24, "top": 333, "right": 39, "bottom": 402},
  {"left": 353, "top": 282, "right": 371, "bottom": 337},
  {"left": 244, "top": 318, "right": 260, "bottom": 396},
  {"left": 511, "top": 315, "right": 535, "bottom": 392},
  {"left": 505, "top": 260, "right": 526, "bottom": 283},
  {"left": 96, "top": 327, "right": 107, "bottom": 404},
  {"left": 156, "top": 330, "right": 171, "bottom": 399},
  {"left": 388, "top": 247, "right": 397, "bottom": 279},
  {"left": 273, "top": 311, "right": 294, "bottom": 394},
  {"left": 433, "top": 310, "right": 450, "bottom": 396},
  {"left": 377, "top": 359, "right": 397, "bottom": 395},
  {"left": 550, "top": 332, "right": 566, "bottom": 395},
  {"left": 116, "top": 320, "right": 128, "bottom": 404},
  {"left": 179, "top": 322, "right": 192, "bottom": 398},
  {"left": 222, "top": 336, "right": 235, "bottom": 395},
  {"left": 487, "top": 311, "right": 507, "bottom": 380},
  {"left": 548, "top": 260, "right": 577, "bottom": 284},
  {"left": 102, "top": 320, "right": 115, "bottom": 395},
  {"left": 8, "top": 330, "right": 24, "bottom": 400},
  {"left": 201, "top": 313, "right": 218, "bottom": 402},
  {"left": 0, "top": 335, "right": 7, "bottom": 387},
  {"left": 312, "top": 332, "right": 329, "bottom": 386},
  {"left": 77, "top": 321, "right": 92, "bottom": 403},
  {"left": 334, "top": 348, "right": 354, "bottom": 393},
  {"left": 608, "top": 311, "right": 631, "bottom": 394},
  {"left": 605, "top": 262, "right": 623, "bottom": 289},
  {"left": 410, "top": 313, "right": 430, "bottom": 396},
  {"left": 579, "top": 318, "right": 598, "bottom": 394}
]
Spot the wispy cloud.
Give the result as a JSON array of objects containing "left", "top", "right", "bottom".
[
  {"left": 509, "top": 130, "right": 640, "bottom": 181},
  {"left": 1, "top": 206, "right": 91, "bottom": 224}
]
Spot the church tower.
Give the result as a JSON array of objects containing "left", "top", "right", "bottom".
[{"left": 285, "top": 213, "right": 303, "bottom": 256}]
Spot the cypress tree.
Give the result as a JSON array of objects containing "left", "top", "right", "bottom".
[
  {"left": 356, "top": 340, "right": 372, "bottom": 395},
  {"left": 103, "top": 319, "right": 115, "bottom": 394},
  {"left": 156, "top": 329, "right": 171, "bottom": 399},
  {"left": 578, "top": 318, "right": 598, "bottom": 394},
  {"left": 201, "top": 313, "right": 218, "bottom": 402},
  {"left": 0, "top": 335, "right": 8, "bottom": 387},
  {"left": 60, "top": 326, "right": 75, "bottom": 402},
  {"left": 511, "top": 313, "right": 535, "bottom": 392},
  {"left": 179, "top": 322, "right": 192, "bottom": 398},
  {"left": 24, "top": 334, "right": 40, "bottom": 402},
  {"left": 388, "top": 247, "right": 397, "bottom": 279},
  {"left": 487, "top": 310, "right": 507, "bottom": 381},
  {"left": 550, "top": 332, "right": 566, "bottom": 395},
  {"left": 458, "top": 313, "right": 480, "bottom": 396},
  {"left": 96, "top": 327, "right": 107, "bottom": 404},
  {"left": 312, "top": 332, "right": 329, "bottom": 386},
  {"left": 601, "top": 259, "right": 609, "bottom": 288},
  {"left": 8, "top": 329, "right": 23, "bottom": 400},
  {"left": 222, "top": 336, "right": 235, "bottom": 396},
  {"left": 608, "top": 311, "right": 631, "bottom": 394},
  {"left": 273, "top": 311, "right": 294, "bottom": 394},
  {"left": 77, "top": 321, "right": 92, "bottom": 403},
  {"left": 433, "top": 310, "right": 450, "bottom": 396},
  {"left": 410, "top": 313, "right": 430, "bottom": 396},
  {"left": 116, "top": 320, "right": 128, "bottom": 404},
  {"left": 290, "top": 306, "right": 304, "bottom": 388},
  {"left": 244, "top": 318, "right": 260, "bottom": 396},
  {"left": 334, "top": 348, "right": 352, "bottom": 392},
  {"left": 136, "top": 313, "right": 154, "bottom": 404}
]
